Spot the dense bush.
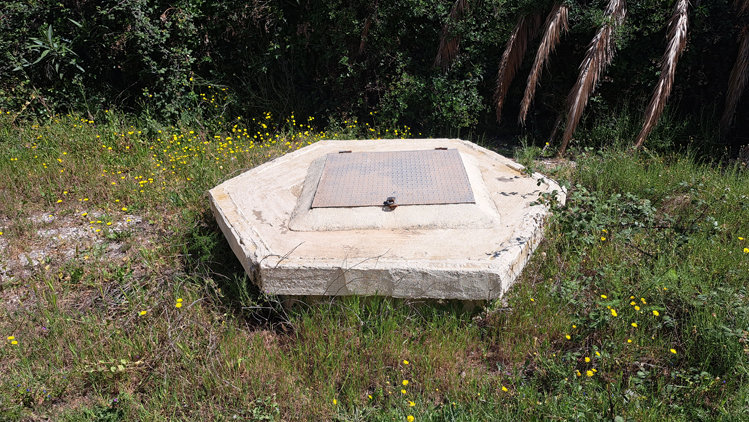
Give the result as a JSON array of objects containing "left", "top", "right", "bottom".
[{"left": 1, "top": 0, "right": 747, "bottom": 143}]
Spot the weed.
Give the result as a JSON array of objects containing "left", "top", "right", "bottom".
[{"left": 1, "top": 109, "right": 748, "bottom": 420}]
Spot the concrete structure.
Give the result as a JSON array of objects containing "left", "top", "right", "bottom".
[{"left": 209, "top": 139, "right": 565, "bottom": 300}]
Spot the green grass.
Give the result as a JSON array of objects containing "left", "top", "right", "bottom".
[{"left": 1, "top": 110, "right": 748, "bottom": 421}]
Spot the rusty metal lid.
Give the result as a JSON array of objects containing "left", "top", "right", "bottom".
[{"left": 311, "top": 149, "right": 475, "bottom": 208}]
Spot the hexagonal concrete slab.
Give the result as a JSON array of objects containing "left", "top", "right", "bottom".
[{"left": 209, "top": 139, "right": 565, "bottom": 300}]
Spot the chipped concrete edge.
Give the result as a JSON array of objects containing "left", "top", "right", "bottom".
[{"left": 210, "top": 138, "right": 568, "bottom": 300}]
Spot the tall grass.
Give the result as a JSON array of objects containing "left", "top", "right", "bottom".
[{"left": 1, "top": 109, "right": 748, "bottom": 420}]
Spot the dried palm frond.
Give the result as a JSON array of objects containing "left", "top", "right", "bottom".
[
  {"left": 558, "top": 0, "right": 626, "bottom": 156},
  {"left": 720, "top": 26, "right": 749, "bottom": 133},
  {"left": 434, "top": 0, "right": 470, "bottom": 69},
  {"left": 737, "top": 0, "right": 749, "bottom": 16},
  {"left": 634, "top": 0, "right": 689, "bottom": 149},
  {"left": 494, "top": 13, "right": 542, "bottom": 122},
  {"left": 519, "top": 3, "right": 569, "bottom": 125}
]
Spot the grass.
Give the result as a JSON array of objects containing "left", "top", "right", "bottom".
[{"left": 1, "top": 108, "right": 748, "bottom": 421}]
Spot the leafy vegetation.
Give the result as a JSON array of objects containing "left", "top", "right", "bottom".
[{"left": 1, "top": 0, "right": 747, "bottom": 149}]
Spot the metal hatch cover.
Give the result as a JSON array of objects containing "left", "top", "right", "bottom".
[{"left": 310, "top": 149, "right": 475, "bottom": 208}]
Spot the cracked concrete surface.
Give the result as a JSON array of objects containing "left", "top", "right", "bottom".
[{"left": 210, "top": 139, "right": 566, "bottom": 300}]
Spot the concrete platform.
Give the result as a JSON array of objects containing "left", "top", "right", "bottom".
[{"left": 209, "top": 139, "right": 565, "bottom": 300}]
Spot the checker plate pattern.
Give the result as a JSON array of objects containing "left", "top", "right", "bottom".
[{"left": 311, "top": 149, "right": 475, "bottom": 208}]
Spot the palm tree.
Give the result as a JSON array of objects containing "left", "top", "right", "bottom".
[
  {"left": 720, "top": 0, "right": 749, "bottom": 135},
  {"left": 453, "top": 0, "right": 744, "bottom": 150},
  {"left": 518, "top": 3, "right": 569, "bottom": 127},
  {"left": 493, "top": 12, "right": 542, "bottom": 123},
  {"left": 633, "top": 0, "right": 689, "bottom": 150},
  {"left": 434, "top": 0, "right": 470, "bottom": 70},
  {"left": 558, "top": 0, "right": 626, "bottom": 156}
]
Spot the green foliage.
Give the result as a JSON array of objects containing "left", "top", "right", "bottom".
[
  {"left": 0, "top": 0, "right": 745, "bottom": 140},
  {"left": 553, "top": 184, "right": 658, "bottom": 247},
  {"left": 13, "top": 23, "right": 85, "bottom": 81}
]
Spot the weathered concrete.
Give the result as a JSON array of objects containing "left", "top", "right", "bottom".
[{"left": 209, "top": 139, "right": 565, "bottom": 300}]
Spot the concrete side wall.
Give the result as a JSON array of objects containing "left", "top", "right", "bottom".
[{"left": 209, "top": 138, "right": 566, "bottom": 300}]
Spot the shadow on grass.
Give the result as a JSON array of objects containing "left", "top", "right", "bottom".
[
  {"left": 180, "top": 209, "right": 290, "bottom": 330},
  {"left": 180, "top": 209, "right": 485, "bottom": 331}
]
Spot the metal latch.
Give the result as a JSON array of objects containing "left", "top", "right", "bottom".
[{"left": 383, "top": 197, "right": 398, "bottom": 209}]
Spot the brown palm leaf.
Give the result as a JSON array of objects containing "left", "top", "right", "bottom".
[
  {"left": 494, "top": 13, "right": 542, "bottom": 122},
  {"left": 519, "top": 3, "right": 569, "bottom": 126},
  {"left": 633, "top": 0, "right": 689, "bottom": 149},
  {"left": 434, "top": 0, "right": 470, "bottom": 69},
  {"left": 737, "top": 0, "right": 749, "bottom": 16},
  {"left": 720, "top": 26, "right": 749, "bottom": 133},
  {"left": 558, "top": 0, "right": 626, "bottom": 156}
]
